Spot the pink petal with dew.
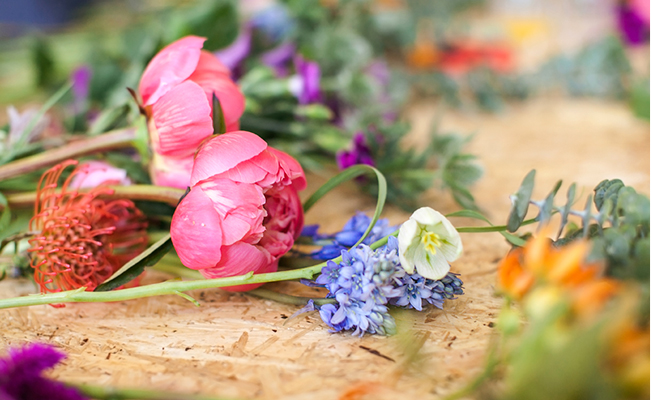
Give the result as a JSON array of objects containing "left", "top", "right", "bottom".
[
  {"left": 149, "top": 153, "right": 194, "bottom": 189},
  {"left": 171, "top": 186, "right": 223, "bottom": 270},
  {"left": 151, "top": 80, "right": 213, "bottom": 157},
  {"left": 267, "top": 147, "right": 307, "bottom": 190},
  {"left": 198, "top": 178, "right": 267, "bottom": 245},
  {"left": 190, "top": 131, "right": 268, "bottom": 185},
  {"left": 70, "top": 161, "right": 131, "bottom": 189},
  {"left": 139, "top": 36, "right": 206, "bottom": 106},
  {"left": 190, "top": 76, "right": 246, "bottom": 130}
]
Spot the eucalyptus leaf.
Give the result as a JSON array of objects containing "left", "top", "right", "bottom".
[
  {"left": 507, "top": 170, "right": 536, "bottom": 232},
  {"left": 94, "top": 233, "right": 173, "bottom": 292}
]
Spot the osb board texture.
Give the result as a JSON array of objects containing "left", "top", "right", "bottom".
[{"left": 1, "top": 95, "right": 648, "bottom": 399}]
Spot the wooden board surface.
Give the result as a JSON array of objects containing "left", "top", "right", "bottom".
[{"left": 1, "top": 95, "right": 648, "bottom": 399}]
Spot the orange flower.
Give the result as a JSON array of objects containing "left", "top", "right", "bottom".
[
  {"left": 497, "top": 248, "right": 534, "bottom": 300},
  {"left": 28, "top": 160, "right": 148, "bottom": 293},
  {"left": 497, "top": 231, "right": 618, "bottom": 316},
  {"left": 406, "top": 41, "right": 440, "bottom": 69}
]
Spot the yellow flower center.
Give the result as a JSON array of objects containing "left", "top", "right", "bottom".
[{"left": 421, "top": 232, "right": 443, "bottom": 254}]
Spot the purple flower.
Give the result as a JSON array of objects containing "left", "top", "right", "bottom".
[
  {"left": 315, "top": 260, "right": 353, "bottom": 293},
  {"left": 0, "top": 343, "right": 88, "bottom": 400},
  {"left": 215, "top": 24, "right": 252, "bottom": 75},
  {"left": 289, "top": 55, "right": 321, "bottom": 104},
  {"left": 307, "top": 212, "right": 396, "bottom": 260},
  {"left": 336, "top": 133, "right": 375, "bottom": 170},
  {"left": 390, "top": 271, "right": 464, "bottom": 311},
  {"left": 71, "top": 65, "right": 91, "bottom": 114},
  {"left": 261, "top": 42, "right": 296, "bottom": 77},
  {"left": 617, "top": 4, "right": 650, "bottom": 45}
]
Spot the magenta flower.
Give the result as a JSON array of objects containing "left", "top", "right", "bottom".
[
  {"left": 0, "top": 343, "right": 87, "bottom": 400},
  {"left": 261, "top": 42, "right": 296, "bottom": 77},
  {"left": 617, "top": 2, "right": 650, "bottom": 45},
  {"left": 336, "top": 132, "right": 375, "bottom": 170},
  {"left": 214, "top": 24, "right": 252, "bottom": 75},
  {"left": 69, "top": 160, "right": 131, "bottom": 189},
  {"left": 138, "top": 36, "right": 246, "bottom": 189},
  {"left": 70, "top": 65, "right": 91, "bottom": 114},
  {"left": 289, "top": 55, "right": 321, "bottom": 104},
  {"left": 170, "top": 131, "right": 306, "bottom": 291}
]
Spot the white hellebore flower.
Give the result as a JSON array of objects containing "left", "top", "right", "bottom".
[{"left": 398, "top": 207, "right": 463, "bottom": 280}]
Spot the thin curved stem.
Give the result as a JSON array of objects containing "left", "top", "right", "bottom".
[{"left": 0, "top": 127, "right": 137, "bottom": 181}]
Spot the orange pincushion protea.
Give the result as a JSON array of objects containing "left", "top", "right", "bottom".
[{"left": 28, "top": 160, "right": 148, "bottom": 293}]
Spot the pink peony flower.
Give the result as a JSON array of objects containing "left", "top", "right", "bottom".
[
  {"left": 69, "top": 160, "right": 131, "bottom": 189},
  {"left": 138, "top": 36, "right": 246, "bottom": 189},
  {"left": 170, "top": 131, "right": 306, "bottom": 291}
]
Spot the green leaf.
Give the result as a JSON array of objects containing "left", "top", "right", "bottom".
[
  {"left": 212, "top": 93, "right": 226, "bottom": 135},
  {"left": 507, "top": 170, "right": 536, "bottom": 232},
  {"left": 302, "top": 164, "right": 387, "bottom": 248},
  {"left": 31, "top": 36, "right": 56, "bottom": 88},
  {"left": 0, "top": 192, "right": 11, "bottom": 237},
  {"left": 1, "top": 82, "right": 71, "bottom": 165},
  {"left": 94, "top": 233, "right": 174, "bottom": 292},
  {"left": 183, "top": 0, "right": 239, "bottom": 50},
  {"left": 594, "top": 179, "right": 624, "bottom": 211},
  {"left": 557, "top": 183, "right": 576, "bottom": 238}
]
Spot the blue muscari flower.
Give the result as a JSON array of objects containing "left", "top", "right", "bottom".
[
  {"left": 307, "top": 212, "right": 397, "bottom": 260},
  {"left": 390, "top": 271, "right": 465, "bottom": 311},
  {"left": 304, "top": 235, "right": 464, "bottom": 336}
]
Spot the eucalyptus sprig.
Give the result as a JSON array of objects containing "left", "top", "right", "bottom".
[{"left": 506, "top": 170, "right": 650, "bottom": 282}]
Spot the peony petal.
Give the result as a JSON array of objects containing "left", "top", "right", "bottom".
[
  {"left": 267, "top": 147, "right": 307, "bottom": 190},
  {"left": 413, "top": 243, "right": 450, "bottom": 280},
  {"left": 149, "top": 153, "right": 194, "bottom": 189},
  {"left": 197, "top": 178, "right": 266, "bottom": 245},
  {"left": 139, "top": 36, "right": 206, "bottom": 105},
  {"left": 190, "top": 75, "right": 245, "bottom": 130},
  {"left": 192, "top": 50, "right": 232, "bottom": 79},
  {"left": 190, "top": 131, "right": 268, "bottom": 185},
  {"left": 171, "top": 187, "right": 223, "bottom": 270},
  {"left": 70, "top": 161, "right": 130, "bottom": 189},
  {"left": 200, "top": 242, "right": 271, "bottom": 278},
  {"left": 150, "top": 80, "right": 213, "bottom": 157},
  {"left": 216, "top": 149, "right": 279, "bottom": 185}
]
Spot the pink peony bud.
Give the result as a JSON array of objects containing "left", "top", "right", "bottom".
[
  {"left": 170, "top": 131, "right": 306, "bottom": 291},
  {"left": 69, "top": 160, "right": 131, "bottom": 189},
  {"left": 138, "top": 36, "right": 246, "bottom": 188}
]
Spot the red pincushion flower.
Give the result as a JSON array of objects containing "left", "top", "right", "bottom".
[{"left": 28, "top": 160, "right": 148, "bottom": 293}]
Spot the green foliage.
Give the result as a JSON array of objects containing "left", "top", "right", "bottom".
[
  {"left": 362, "top": 123, "right": 482, "bottom": 210},
  {"left": 95, "top": 234, "right": 174, "bottom": 292},
  {"left": 630, "top": 78, "right": 650, "bottom": 120},
  {"left": 31, "top": 37, "right": 56, "bottom": 89},
  {"left": 506, "top": 171, "right": 650, "bottom": 286}
]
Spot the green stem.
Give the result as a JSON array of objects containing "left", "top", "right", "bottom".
[
  {"left": 6, "top": 185, "right": 186, "bottom": 208},
  {"left": 0, "top": 233, "right": 398, "bottom": 310},
  {"left": 75, "top": 383, "right": 238, "bottom": 400},
  {"left": 0, "top": 127, "right": 137, "bottom": 181},
  {"left": 248, "top": 288, "right": 336, "bottom": 306}
]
